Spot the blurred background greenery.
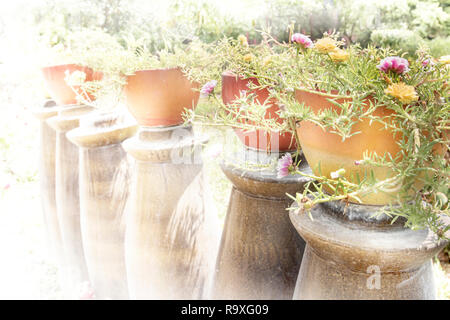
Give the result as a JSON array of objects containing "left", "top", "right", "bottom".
[{"left": 21, "top": 0, "right": 450, "bottom": 55}]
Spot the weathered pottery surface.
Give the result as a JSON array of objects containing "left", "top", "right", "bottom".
[
  {"left": 213, "top": 148, "right": 310, "bottom": 299},
  {"left": 290, "top": 200, "right": 448, "bottom": 300},
  {"left": 67, "top": 109, "right": 138, "bottom": 299},
  {"left": 123, "top": 125, "right": 221, "bottom": 299},
  {"left": 124, "top": 68, "right": 199, "bottom": 126},
  {"left": 46, "top": 104, "right": 93, "bottom": 298},
  {"left": 32, "top": 100, "right": 62, "bottom": 263}
]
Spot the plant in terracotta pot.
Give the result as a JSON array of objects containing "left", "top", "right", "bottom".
[
  {"left": 185, "top": 35, "right": 300, "bottom": 152},
  {"left": 96, "top": 38, "right": 213, "bottom": 127},
  {"left": 50, "top": 31, "right": 210, "bottom": 127},
  {"left": 185, "top": 34, "right": 316, "bottom": 299},
  {"left": 39, "top": 29, "right": 114, "bottom": 106},
  {"left": 41, "top": 64, "right": 102, "bottom": 106},
  {"left": 276, "top": 33, "right": 449, "bottom": 239}
]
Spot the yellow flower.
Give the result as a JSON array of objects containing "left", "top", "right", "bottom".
[
  {"left": 315, "top": 38, "right": 337, "bottom": 54},
  {"left": 384, "top": 82, "right": 419, "bottom": 104},
  {"left": 329, "top": 49, "right": 349, "bottom": 62},
  {"left": 243, "top": 53, "right": 254, "bottom": 63},
  {"left": 238, "top": 35, "right": 248, "bottom": 47},
  {"left": 438, "top": 55, "right": 450, "bottom": 64},
  {"left": 262, "top": 56, "right": 272, "bottom": 67}
]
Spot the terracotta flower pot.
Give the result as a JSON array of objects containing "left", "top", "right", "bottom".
[
  {"left": 294, "top": 88, "right": 445, "bottom": 205},
  {"left": 124, "top": 68, "right": 200, "bottom": 127},
  {"left": 41, "top": 64, "right": 102, "bottom": 106},
  {"left": 222, "top": 71, "right": 296, "bottom": 152}
]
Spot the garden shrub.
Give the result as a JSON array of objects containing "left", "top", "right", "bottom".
[{"left": 370, "top": 29, "right": 424, "bottom": 55}]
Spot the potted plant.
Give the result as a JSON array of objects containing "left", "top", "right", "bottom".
[
  {"left": 186, "top": 34, "right": 313, "bottom": 299},
  {"left": 39, "top": 29, "right": 115, "bottom": 106},
  {"left": 124, "top": 67, "right": 199, "bottom": 126},
  {"left": 100, "top": 39, "right": 212, "bottom": 127},
  {"left": 41, "top": 64, "right": 102, "bottom": 105},
  {"left": 187, "top": 36, "right": 298, "bottom": 152},
  {"left": 276, "top": 33, "right": 449, "bottom": 238}
]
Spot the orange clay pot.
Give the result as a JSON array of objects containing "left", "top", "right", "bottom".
[
  {"left": 222, "top": 71, "right": 296, "bottom": 152},
  {"left": 124, "top": 68, "right": 200, "bottom": 127},
  {"left": 295, "top": 88, "right": 447, "bottom": 205},
  {"left": 41, "top": 64, "right": 102, "bottom": 106}
]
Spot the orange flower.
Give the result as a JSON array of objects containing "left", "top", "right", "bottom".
[{"left": 385, "top": 82, "right": 419, "bottom": 104}]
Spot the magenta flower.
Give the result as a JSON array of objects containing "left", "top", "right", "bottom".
[
  {"left": 277, "top": 153, "right": 294, "bottom": 178},
  {"left": 291, "top": 33, "right": 313, "bottom": 49},
  {"left": 377, "top": 56, "right": 409, "bottom": 74},
  {"left": 78, "top": 281, "right": 95, "bottom": 300},
  {"left": 421, "top": 59, "right": 435, "bottom": 68},
  {"left": 207, "top": 144, "right": 223, "bottom": 159},
  {"left": 200, "top": 80, "right": 217, "bottom": 97}
]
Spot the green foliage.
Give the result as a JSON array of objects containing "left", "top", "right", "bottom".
[
  {"left": 428, "top": 36, "right": 450, "bottom": 56},
  {"left": 167, "top": 0, "right": 251, "bottom": 43},
  {"left": 31, "top": 0, "right": 449, "bottom": 61},
  {"left": 370, "top": 29, "right": 424, "bottom": 56},
  {"left": 371, "top": 0, "right": 449, "bottom": 55}
]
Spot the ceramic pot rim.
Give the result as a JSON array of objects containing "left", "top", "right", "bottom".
[
  {"left": 41, "top": 63, "right": 88, "bottom": 71},
  {"left": 127, "top": 67, "right": 182, "bottom": 76},
  {"left": 222, "top": 70, "right": 258, "bottom": 82}
]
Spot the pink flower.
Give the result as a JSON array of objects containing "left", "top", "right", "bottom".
[
  {"left": 291, "top": 33, "right": 314, "bottom": 49},
  {"left": 277, "top": 153, "right": 294, "bottom": 178},
  {"left": 200, "top": 80, "right": 217, "bottom": 97},
  {"left": 4, "top": 184, "right": 10, "bottom": 190},
  {"left": 421, "top": 59, "right": 435, "bottom": 68},
  {"left": 206, "top": 144, "right": 222, "bottom": 159},
  {"left": 78, "top": 281, "right": 95, "bottom": 300},
  {"left": 377, "top": 56, "right": 409, "bottom": 74}
]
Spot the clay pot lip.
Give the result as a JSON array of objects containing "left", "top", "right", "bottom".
[
  {"left": 222, "top": 70, "right": 258, "bottom": 82},
  {"left": 41, "top": 64, "right": 103, "bottom": 80},
  {"left": 126, "top": 67, "right": 183, "bottom": 77},
  {"left": 41, "top": 63, "right": 85, "bottom": 72}
]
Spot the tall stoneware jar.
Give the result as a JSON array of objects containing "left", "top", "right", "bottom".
[
  {"left": 46, "top": 104, "right": 93, "bottom": 298},
  {"left": 122, "top": 67, "right": 221, "bottom": 299},
  {"left": 67, "top": 110, "right": 138, "bottom": 299},
  {"left": 213, "top": 148, "right": 309, "bottom": 299},
  {"left": 32, "top": 100, "right": 63, "bottom": 263}
]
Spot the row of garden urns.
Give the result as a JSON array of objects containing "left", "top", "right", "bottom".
[{"left": 34, "top": 64, "right": 444, "bottom": 300}]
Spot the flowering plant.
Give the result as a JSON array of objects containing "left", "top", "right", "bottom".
[
  {"left": 188, "top": 28, "right": 449, "bottom": 239},
  {"left": 275, "top": 35, "right": 449, "bottom": 239},
  {"left": 184, "top": 34, "right": 302, "bottom": 153}
]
